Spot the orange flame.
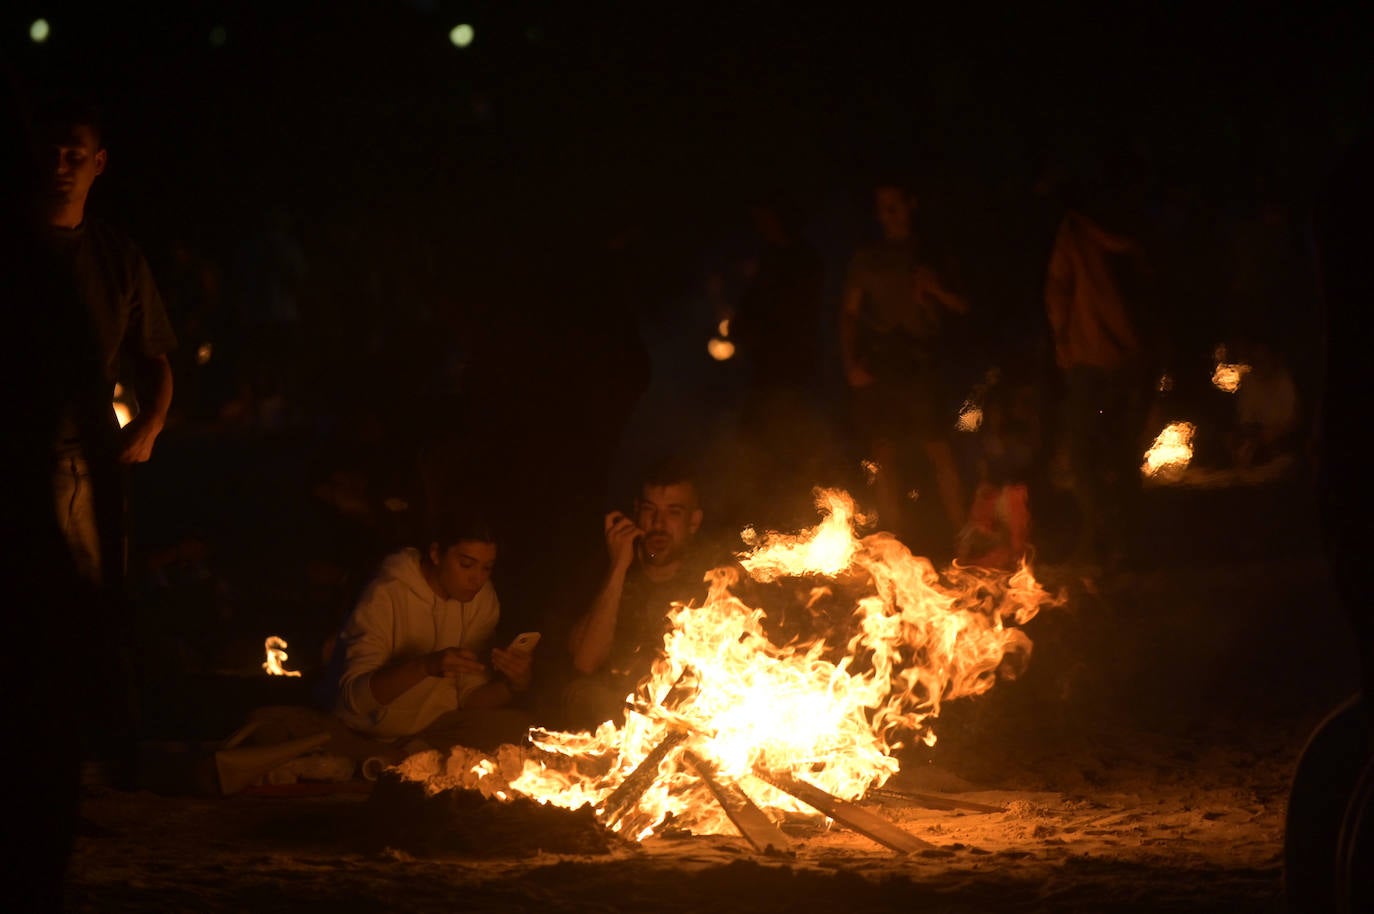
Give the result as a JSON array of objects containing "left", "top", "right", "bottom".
[
  {"left": 449, "top": 489, "right": 1060, "bottom": 839},
  {"left": 263, "top": 635, "right": 302, "bottom": 677},
  {"left": 1211, "top": 346, "right": 1250, "bottom": 393},
  {"left": 1141, "top": 421, "right": 1196, "bottom": 478},
  {"left": 956, "top": 401, "right": 983, "bottom": 432}
]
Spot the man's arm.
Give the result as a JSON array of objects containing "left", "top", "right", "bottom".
[
  {"left": 119, "top": 352, "right": 172, "bottom": 463},
  {"left": 1044, "top": 219, "right": 1074, "bottom": 363},
  {"left": 913, "top": 264, "right": 969, "bottom": 315},
  {"left": 367, "top": 647, "right": 486, "bottom": 707},
  {"left": 568, "top": 512, "right": 641, "bottom": 675},
  {"left": 839, "top": 285, "right": 875, "bottom": 389}
]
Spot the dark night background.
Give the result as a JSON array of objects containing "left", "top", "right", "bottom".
[{"left": 5, "top": 0, "right": 1372, "bottom": 701}]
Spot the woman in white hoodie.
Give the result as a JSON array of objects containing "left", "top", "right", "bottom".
[{"left": 331, "top": 514, "right": 535, "bottom": 753}]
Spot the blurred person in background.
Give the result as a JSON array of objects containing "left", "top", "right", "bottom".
[{"left": 840, "top": 179, "right": 969, "bottom": 548}]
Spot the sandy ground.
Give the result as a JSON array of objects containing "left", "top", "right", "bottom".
[{"left": 64, "top": 482, "right": 1359, "bottom": 913}]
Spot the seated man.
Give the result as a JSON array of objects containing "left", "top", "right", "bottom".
[
  {"left": 562, "top": 460, "right": 720, "bottom": 732},
  {"left": 239, "top": 514, "right": 536, "bottom": 772}
]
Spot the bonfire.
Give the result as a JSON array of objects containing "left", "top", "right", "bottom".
[{"left": 398, "top": 489, "right": 1057, "bottom": 846}]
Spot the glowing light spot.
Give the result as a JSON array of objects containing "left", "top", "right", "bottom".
[
  {"left": 449, "top": 23, "right": 475, "bottom": 47},
  {"left": 707, "top": 337, "right": 735, "bottom": 361},
  {"left": 196, "top": 343, "right": 213, "bottom": 365},
  {"left": 113, "top": 382, "right": 124, "bottom": 397},
  {"left": 906, "top": 489, "right": 920, "bottom": 501},
  {"left": 718, "top": 318, "right": 730, "bottom": 337},
  {"left": 861, "top": 459, "right": 879, "bottom": 485},
  {"left": 1141, "top": 421, "right": 1196, "bottom": 479},
  {"left": 113, "top": 402, "right": 133, "bottom": 429},
  {"left": 1211, "top": 344, "right": 1250, "bottom": 394},
  {"left": 209, "top": 25, "right": 227, "bottom": 47},
  {"left": 30, "top": 19, "right": 50, "bottom": 43},
  {"left": 955, "top": 401, "right": 983, "bottom": 432},
  {"left": 1157, "top": 373, "right": 1174, "bottom": 393},
  {"left": 1212, "top": 362, "right": 1250, "bottom": 393}
]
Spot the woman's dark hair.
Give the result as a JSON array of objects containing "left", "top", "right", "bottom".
[{"left": 428, "top": 511, "right": 498, "bottom": 556}]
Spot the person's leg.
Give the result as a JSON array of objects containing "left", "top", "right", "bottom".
[
  {"left": 53, "top": 455, "right": 101, "bottom": 585},
  {"left": 561, "top": 675, "right": 629, "bottom": 734},
  {"left": 922, "top": 437, "right": 968, "bottom": 534},
  {"left": 242, "top": 705, "right": 397, "bottom": 764},
  {"left": 1063, "top": 366, "right": 1108, "bottom": 564},
  {"left": 418, "top": 707, "right": 536, "bottom": 754}
]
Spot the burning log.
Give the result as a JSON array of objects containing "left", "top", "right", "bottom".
[
  {"left": 756, "top": 768, "right": 931, "bottom": 855},
  {"left": 599, "top": 730, "right": 688, "bottom": 830},
  {"left": 682, "top": 750, "right": 793, "bottom": 856}
]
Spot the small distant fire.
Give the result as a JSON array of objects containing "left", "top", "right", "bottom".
[
  {"left": 1141, "top": 421, "right": 1196, "bottom": 479},
  {"left": 1211, "top": 346, "right": 1250, "bottom": 394},
  {"left": 404, "top": 490, "right": 1058, "bottom": 842},
  {"left": 708, "top": 318, "right": 735, "bottom": 361},
  {"left": 263, "top": 635, "right": 302, "bottom": 677},
  {"left": 954, "top": 367, "right": 997, "bottom": 433},
  {"left": 955, "top": 401, "right": 983, "bottom": 432}
]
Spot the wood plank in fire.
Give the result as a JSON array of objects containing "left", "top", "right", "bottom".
[
  {"left": 682, "top": 751, "right": 794, "bottom": 857},
  {"left": 600, "top": 731, "right": 688, "bottom": 828},
  {"left": 757, "top": 769, "right": 933, "bottom": 855},
  {"left": 865, "top": 786, "right": 1006, "bottom": 814}
]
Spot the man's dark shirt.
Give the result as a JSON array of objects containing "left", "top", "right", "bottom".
[
  {"left": 49, "top": 219, "right": 177, "bottom": 453},
  {"left": 605, "top": 543, "right": 731, "bottom": 685}
]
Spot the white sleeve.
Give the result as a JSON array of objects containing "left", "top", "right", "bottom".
[{"left": 335, "top": 580, "right": 398, "bottom": 716}]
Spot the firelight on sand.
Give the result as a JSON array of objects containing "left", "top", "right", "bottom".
[
  {"left": 1142, "top": 421, "right": 1196, "bottom": 479},
  {"left": 263, "top": 636, "right": 302, "bottom": 677},
  {"left": 418, "top": 490, "right": 1057, "bottom": 840}
]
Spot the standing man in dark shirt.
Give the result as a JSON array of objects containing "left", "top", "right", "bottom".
[
  {"left": 563, "top": 459, "right": 719, "bottom": 732},
  {"left": 34, "top": 98, "right": 176, "bottom": 789},
  {"left": 36, "top": 99, "right": 176, "bottom": 587}
]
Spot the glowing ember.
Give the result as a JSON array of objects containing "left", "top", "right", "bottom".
[
  {"left": 465, "top": 489, "right": 1058, "bottom": 840},
  {"left": 861, "top": 459, "right": 879, "bottom": 485},
  {"left": 197, "top": 343, "right": 214, "bottom": 365},
  {"left": 1158, "top": 373, "right": 1174, "bottom": 393},
  {"left": 1141, "top": 421, "right": 1196, "bottom": 478},
  {"left": 1211, "top": 346, "right": 1250, "bottom": 393},
  {"left": 955, "top": 401, "right": 983, "bottom": 432},
  {"left": 263, "top": 635, "right": 302, "bottom": 677},
  {"left": 707, "top": 338, "right": 736, "bottom": 361}
]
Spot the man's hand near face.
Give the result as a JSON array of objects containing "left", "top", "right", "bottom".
[{"left": 604, "top": 510, "right": 643, "bottom": 573}]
